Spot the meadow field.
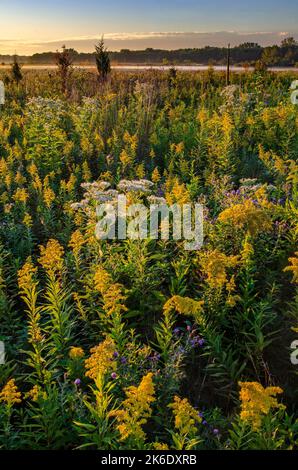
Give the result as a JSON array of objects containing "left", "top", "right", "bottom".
[{"left": 0, "top": 67, "right": 297, "bottom": 450}]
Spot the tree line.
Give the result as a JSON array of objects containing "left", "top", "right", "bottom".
[{"left": 1, "top": 37, "right": 297, "bottom": 66}]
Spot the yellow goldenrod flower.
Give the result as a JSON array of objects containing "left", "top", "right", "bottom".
[
  {"left": 82, "top": 160, "right": 92, "bottom": 181},
  {"left": 169, "top": 396, "right": 202, "bottom": 436},
  {"left": 68, "top": 230, "right": 85, "bottom": 257},
  {"left": 136, "top": 163, "right": 145, "bottom": 179},
  {"left": 38, "top": 239, "right": 64, "bottom": 276},
  {"left": 101, "top": 283, "right": 127, "bottom": 317},
  {"left": 239, "top": 381, "right": 285, "bottom": 430},
  {"left": 151, "top": 167, "right": 161, "bottom": 184},
  {"left": 94, "top": 266, "right": 112, "bottom": 295},
  {"left": 94, "top": 267, "right": 127, "bottom": 317},
  {"left": 85, "top": 338, "right": 116, "bottom": 380},
  {"left": 66, "top": 174, "right": 77, "bottom": 193},
  {"left": 27, "top": 162, "right": 38, "bottom": 177},
  {"left": 33, "top": 175, "right": 43, "bottom": 192},
  {"left": 15, "top": 171, "right": 26, "bottom": 185},
  {"left": 218, "top": 199, "right": 272, "bottom": 236},
  {"left": 5, "top": 174, "right": 11, "bottom": 189},
  {"left": 69, "top": 346, "right": 84, "bottom": 359},
  {"left": 284, "top": 252, "right": 298, "bottom": 283},
  {"left": 24, "top": 385, "right": 40, "bottom": 402},
  {"left": 120, "top": 149, "right": 132, "bottom": 168},
  {"left": 23, "top": 212, "right": 32, "bottom": 228},
  {"left": 18, "top": 259, "right": 37, "bottom": 291},
  {"left": 199, "top": 249, "right": 239, "bottom": 289},
  {"left": 222, "top": 113, "right": 233, "bottom": 135},
  {"left": 0, "top": 158, "right": 8, "bottom": 176},
  {"left": 163, "top": 295, "right": 204, "bottom": 318},
  {"left": 241, "top": 236, "right": 254, "bottom": 265},
  {"left": 13, "top": 187, "right": 29, "bottom": 204},
  {"left": 43, "top": 186, "right": 55, "bottom": 208},
  {"left": 225, "top": 275, "right": 241, "bottom": 307},
  {"left": 0, "top": 379, "right": 22, "bottom": 405},
  {"left": 165, "top": 177, "right": 190, "bottom": 205},
  {"left": 153, "top": 442, "right": 169, "bottom": 450},
  {"left": 111, "top": 372, "right": 155, "bottom": 442}
]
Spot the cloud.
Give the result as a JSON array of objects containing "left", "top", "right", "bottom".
[{"left": 0, "top": 30, "right": 297, "bottom": 55}]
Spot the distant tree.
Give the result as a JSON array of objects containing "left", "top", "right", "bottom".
[
  {"left": 254, "top": 59, "right": 268, "bottom": 73},
  {"left": 11, "top": 55, "right": 23, "bottom": 83},
  {"left": 167, "top": 66, "right": 177, "bottom": 89},
  {"left": 55, "top": 45, "right": 73, "bottom": 94},
  {"left": 281, "top": 37, "right": 297, "bottom": 48},
  {"left": 280, "top": 37, "right": 298, "bottom": 65},
  {"left": 238, "top": 42, "right": 261, "bottom": 49},
  {"left": 95, "top": 37, "right": 111, "bottom": 82},
  {"left": 261, "top": 46, "right": 280, "bottom": 66}
]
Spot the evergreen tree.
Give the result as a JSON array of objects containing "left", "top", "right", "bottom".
[
  {"left": 55, "top": 45, "right": 73, "bottom": 95},
  {"left": 95, "top": 37, "right": 111, "bottom": 82},
  {"left": 11, "top": 55, "right": 23, "bottom": 83}
]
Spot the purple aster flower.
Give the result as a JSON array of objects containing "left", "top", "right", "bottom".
[
  {"left": 74, "top": 378, "right": 81, "bottom": 386},
  {"left": 213, "top": 428, "right": 219, "bottom": 435},
  {"left": 202, "top": 420, "right": 208, "bottom": 425},
  {"left": 113, "top": 351, "right": 119, "bottom": 358},
  {"left": 120, "top": 356, "right": 127, "bottom": 364},
  {"left": 111, "top": 372, "right": 117, "bottom": 380},
  {"left": 173, "top": 327, "right": 180, "bottom": 335},
  {"left": 198, "top": 339, "right": 205, "bottom": 347}
]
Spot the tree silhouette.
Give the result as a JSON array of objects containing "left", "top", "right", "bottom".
[
  {"left": 95, "top": 37, "right": 111, "bottom": 82},
  {"left": 11, "top": 55, "right": 23, "bottom": 83},
  {"left": 55, "top": 45, "right": 73, "bottom": 95}
]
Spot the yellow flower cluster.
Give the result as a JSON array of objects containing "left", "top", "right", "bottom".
[
  {"left": 85, "top": 338, "right": 116, "bottom": 380},
  {"left": 24, "top": 385, "right": 40, "bottom": 402},
  {"left": 169, "top": 396, "right": 202, "bottom": 436},
  {"left": 239, "top": 381, "right": 285, "bottom": 430},
  {"left": 151, "top": 167, "right": 161, "bottom": 184},
  {"left": 13, "top": 187, "right": 29, "bottom": 204},
  {"left": 218, "top": 199, "right": 272, "bottom": 236},
  {"left": 163, "top": 295, "right": 204, "bottom": 320},
  {"left": 153, "top": 442, "right": 169, "bottom": 450},
  {"left": 165, "top": 177, "right": 190, "bottom": 205},
  {"left": 38, "top": 239, "right": 64, "bottom": 275},
  {"left": 69, "top": 346, "right": 84, "bottom": 359},
  {"left": 225, "top": 275, "right": 241, "bottom": 307},
  {"left": 23, "top": 213, "right": 33, "bottom": 228},
  {"left": 120, "top": 131, "right": 137, "bottom": 170},
  {"left": 0, "top": 379, "right": 22, "bottom": 405},
  {"left": 199, "top": 249, "right": 239, "bottom": 289},
  {"left": 94, "top": 266, "right": 112, "bottom": 294},
  {"left": 111, "top": 372, "right": 155, "bottom": 442},
  {"left": 94, "top": 266, "right": 127, "bottom": 317},
  {"left": 68, "top": 230, "right": 85, "bottom": 257},
  {"left": 171, "top": 142, "right": 184, "bottom": 155},
  {"left": 241, "top": 236, "right": 254, "bottom": 265},
  {"left": 15, "top": 171, "right": 26, "bottom": 185},
  {"left": 284, "top": 252, "right": 298, "bottom": 283},
  {"left": 43, "top": 186, "right": 55, "bottom": 208},
  {"left": 18, "top": 259, "right": 37, "bottom": 291}
]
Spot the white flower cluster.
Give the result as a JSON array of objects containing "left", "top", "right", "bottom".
[
  {"left": 117, "top": 179, "right": 154, "bottom": 194},
  {"left": 147, "top": 195, "right": 167, "bottom": 204},
  {"left": 26, "top": 97, "right": 65, "bottom": 125},
  {"left": 70, "top": 179, "right": 157, "bottom": 211}
]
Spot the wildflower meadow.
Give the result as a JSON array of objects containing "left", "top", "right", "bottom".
[{"left": 0, "top": 65, "right": 297, "bottom": 451}]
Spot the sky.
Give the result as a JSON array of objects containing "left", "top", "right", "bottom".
[{"left": 0, "top": 0, "right": 297, "bottom": 55}]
